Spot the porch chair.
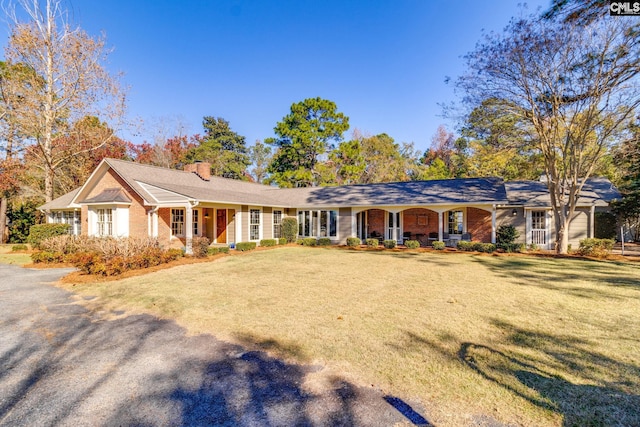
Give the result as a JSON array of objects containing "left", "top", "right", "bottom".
[{"left": 461, "top": 232, "right": 472, "bottom": 241}]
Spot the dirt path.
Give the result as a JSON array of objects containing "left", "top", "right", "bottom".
[{"left": 0, "top": 264, "right": 428, "bottom": 426}]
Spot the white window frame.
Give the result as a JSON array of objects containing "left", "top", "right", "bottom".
[
  {"left": 96, "top": 208, "right": 113, "bottom": 237},
  {"left": 249, "top": 208, "right": 261, "bottom": 241},
  {"left": 297, "top": 209, "right": 338, "bottom": 238},
  {"left": 192, "top": 209, "right": 199, "bottom": 236},
  {"left": 171, "top": 208, "right": 185, "bottom": 237},
  {"left": 273, "top": 210, "right": 283, "bottom": 239},
  {"left": 448, "top": 210, "right": 464, "bottom": 235}
]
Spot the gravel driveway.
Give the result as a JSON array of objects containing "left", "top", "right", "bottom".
[{"left": 0, "top": 264, "right": 430, "bottom": 426}]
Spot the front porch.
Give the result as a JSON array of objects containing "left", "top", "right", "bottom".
[{"left": 354, "top": 206, "right": 495, "bottom": 246}]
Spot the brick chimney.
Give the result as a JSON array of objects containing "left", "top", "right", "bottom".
[{"left": 194, "top": 161, "right": 211, "bottom": 181}]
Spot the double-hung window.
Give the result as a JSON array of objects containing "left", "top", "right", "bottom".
[
  {"left": 250, "top": 209, "right": 260, "bottom": 240},
  {"left": 192, "top": 209, "right": 199, "bottom": 236},
  {"left": 273, "top": 210, "right": 282, "bottom": 239},
  {"left": 171, "top": 208, "right": 185, "bottom": 236},
  {"left": 96, "top": 208, "right": 113, "bottom": 237}
]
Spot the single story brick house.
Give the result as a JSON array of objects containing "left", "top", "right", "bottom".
[{"left": 39, "top": 158, "right": 619, "bottom": 253}]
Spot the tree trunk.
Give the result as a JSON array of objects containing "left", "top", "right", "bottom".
[{"left": 0, "top": 196, "right": 7, "bottom": 243}]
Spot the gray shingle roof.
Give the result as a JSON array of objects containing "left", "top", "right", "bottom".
[
  {"left": 272, "top": 177, "right": 508, "bottom": 208},
  {"left": 505, "top": 178, "right": 620, "bottom": 207},
  {"left": 81, "top": 188, "right": 132, "bottom": 204},
  {"left": 38, "top": 187, "right": 81, "bottom": 210},
  {"left": 39, "top": 159, "right": 620, "bottom": 211}
]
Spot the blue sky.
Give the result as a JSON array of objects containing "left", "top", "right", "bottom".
[{"left": 3, "top": 0, "right": 551, "bottom": 153}]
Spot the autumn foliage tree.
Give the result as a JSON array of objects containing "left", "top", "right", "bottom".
[
  {"left": 457, "top": 14, "right": 639, "bottom": 253},
  {"left": 4, "top": 0, "right": 125, "bottom": 202}
]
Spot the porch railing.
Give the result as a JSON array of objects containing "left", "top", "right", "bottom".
[{"left": 531, "top": 229, "right": 546, "bottom": 246}]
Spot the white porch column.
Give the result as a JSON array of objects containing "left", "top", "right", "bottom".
[
  {"left": 589, "top": 205, "right": 595, "bottom": 238},
  {"left": 491, "top": 205, "right": 497, "bottom": 244},
  {"left": 152, "top": 209, "right": 158, "bottom": 238},
  {"left": 185, "top": 204, "right": 193, "bottom": 255},
  {"left": 351, "top": 209, "right": 357, "bottom": 238},
  {"left": 438, "top": 211, "right": 443, "bottom": 241}
]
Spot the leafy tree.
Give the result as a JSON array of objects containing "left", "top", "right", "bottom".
[
  {"left": 329, "top": 139, "right": 365, "bottom": 185},
  {"left": 457, "top": 14, "right": 639, "bottom": 253},
  {"left": 187, "top": 117, "right": 250, "bottom": 180},
  {"left": 0, "top": 61, "right": 32, "bottom": 242},
  {"left": 267, "top": 97, "right": 349, "bottom": 187},
  {"left": 131, "top": 135, "right": 196, "bottom": 169},
  {"left": 4, "top": 0, "right": 126, "bottom": 202},
  {"left": 613, "top": 121, "right": 640, "bottom": 241},
  {"left": 460, "top": 99, "right": 543, "bottom": 180},
  {"left": 248, "top": 140, "right": 272, "bottom": 183}
]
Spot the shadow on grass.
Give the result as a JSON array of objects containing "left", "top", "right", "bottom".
[
  {"left": 458, "top": 319, "right": 640, "bottom": 426},
  {"left": 470, "top": 255, "right": 640, "bottom": 299},
  {"left": 0, "top": 264, "right": 428, "bottom": 427}
]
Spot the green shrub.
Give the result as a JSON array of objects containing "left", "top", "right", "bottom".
[
  {"left": 207, "top": 246, "right": 231, "bottom": 255},
  {"left": 191, "top": 236, "right": 210, "bottom": 258},
  {"left": 496, "top": 225, "right": 520, "bottom": 245},
  {"left": 578, "top": 238, "right": 614, "bottom": 258},
  {"left": 260, "top": 239, "right": 278, "bottom": 247},
  {"left": 346, "top": 237, "right": 361, "bottom": 247},
  {"left": 366, "top": 238, "right": 380, "bottom": 248},
  {"left": 30, "top": 251, "right": 65, "bottom": 264},
  {"left": 281, "top": 217, "right": 298, "bottom": 243},
  {"left": 497, "top": 243, "right": 525, "bottom": 253},
  {"left": 405, "top": 240, "right": 420, "bottom": 249},
  {"left": 278, "top": 238, "right": 288, "bottom": 245},
  {"left": 302, "top": 237, "right": 317, "bottom": 246},
  {"left": 236, "top": 241, "right": 257, "bottom": 251},
  {"left": 432, "top": 241, "right": 445, "bottom": 250},
  {"left": 383, "top": 239, "right": 396, "bottom": 249},
  {"left": 457, "top": 241, "right": 474, "bottom": 251},
  {"left": 296, "top": 238, "right": 305, "bottom": 245},
  {"left": 11, "top": 244, "right": 28, "bottom": 251},
  {"left": 317, "top": 237, "right": 332, "bottom": 246},
  {"left": 166, "top": 248, "right": 185, "bottom": 259},
  {"left": 27, "top": 223, "right": 70, "bottom": 249}
]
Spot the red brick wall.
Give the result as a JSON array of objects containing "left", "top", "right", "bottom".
[
  {"left": 84, "top": 169, "right": 149, "bottom": 239},
  {"left": 402, "top": 208, "right": 438, "bottom": 237},
  {"left": 467, "top": 207, "right": 491, "bottom": 242},
  {"left": 158, "top": 208, "right": 172, "bottom": 247},
  {"left": 368, "top": 209, "right": 385, "bottom": 237}
]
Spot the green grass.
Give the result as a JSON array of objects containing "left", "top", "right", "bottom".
[
  {"left": 0, "top": 244, "right": 31, "bottom": 265},
  {"left": 64, "top": 247, "right": 640, "bottom": 426}
]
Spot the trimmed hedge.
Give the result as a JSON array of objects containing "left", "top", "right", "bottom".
[
  {"left": 317, "top": 237, "right": 332, "bottom": 246},
  {"left": 278, "top": 238, "right": 288, "bottom": 245},
  {"left": 281, "top": 217, "right": 298, "bottom": 243},
  {"left": 383, "top": 239, "right": 396, "bottom": 249},
  {"left": 301, "top": 237, "right": 317, "bottom": 246},
  {"left": 405, "top": 240, "right": 420, "bottom": 249},
  {"left": 497, "top": 243, "right": 525, "bottom": 253},
  {"left": 366, "top": 238, "right": 380, "bottom": 248},
  {"left": 259, "top": 239, "right": 278, "bottom": 247},
  {"left": 432, "top": 241, "right": 445, "bottom": 250},
  {"left": 346, "top": 237, "right": 361, "bottom": 247},
  {"left": 27, "top": 223, "right": 70, "bottom": 249},
  {"left": 207, "top": 246, "right": 230, "bottom": 255},
  {"left": 456, "top": 241, "right": 497, "bottom": 253},
  {"left": 11, "top": 244, "right": 28, "bottom": 251},
  {"left": 578, "top": 238, "right": 614, "bottom": 257},
  {"left": 236, "top": 242, "right": 257, "bottom": 251}
]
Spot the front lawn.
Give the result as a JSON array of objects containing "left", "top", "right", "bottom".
[
  {"left": 62, "top": 246, "right": 640, "bottom": 426},
  {"left": 0, "top": 244, "right": 32, "bottom": 265}
]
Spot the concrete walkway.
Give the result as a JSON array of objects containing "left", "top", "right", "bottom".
[{"left": 0, "top": 264, "right": 430, "bottom": 426}]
